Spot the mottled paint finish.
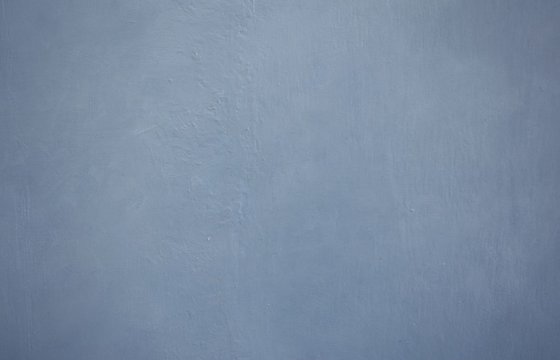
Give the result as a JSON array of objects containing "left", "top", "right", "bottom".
[{"left": 1, "top": 1, "right": 559, "bottom": 359}]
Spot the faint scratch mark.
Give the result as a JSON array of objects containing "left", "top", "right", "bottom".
[{"left": 134, "top": 124, "right": 160, "bottom": 137}]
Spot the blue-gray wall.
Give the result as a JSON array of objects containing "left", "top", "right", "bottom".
[{"left": 1, "top": 1, "right": 559, "bottom": 359}]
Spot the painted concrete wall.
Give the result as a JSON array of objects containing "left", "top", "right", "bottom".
[{"left": 1, "top": 1, "right": 559, "bottom": 359}]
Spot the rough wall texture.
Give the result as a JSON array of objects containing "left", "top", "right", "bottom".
[{"left": 1, "top": 1, "right": 559, "bottom": 359}]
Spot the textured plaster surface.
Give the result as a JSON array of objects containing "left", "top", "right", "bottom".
[{"left": 1, "top": 1, "right": 560, "bottom": 359}]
